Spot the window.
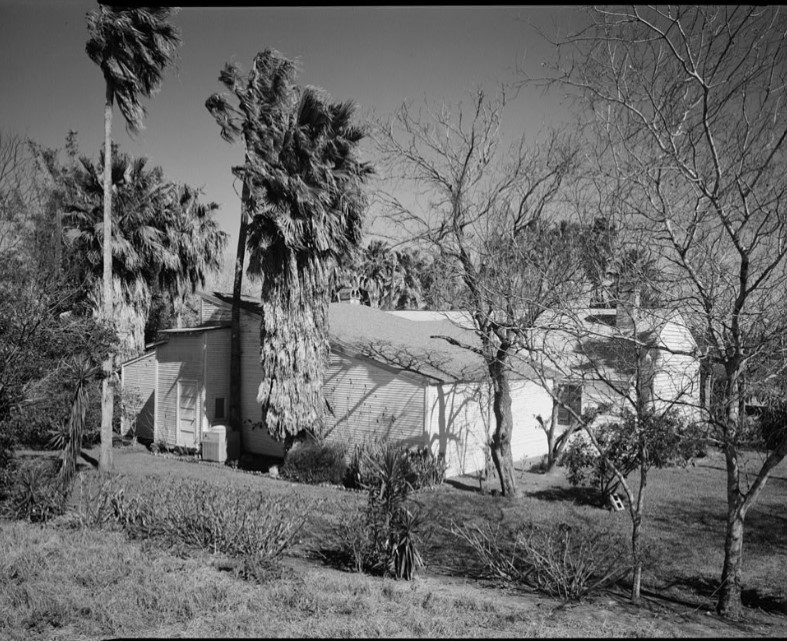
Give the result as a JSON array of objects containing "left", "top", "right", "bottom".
[
  {"left": 214, "top": 397, "right": 225, "bottom": 420},
  {"left": 557, "top": 384, "right": 582, "bottom": 426}
]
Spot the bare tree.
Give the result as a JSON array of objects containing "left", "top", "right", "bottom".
[
  {"left": 376, "top": 89, "right": 580, "bottom": 497},
  {"left": 521, "top": 286, "right": 701, "bottom": 604},
  {"left": 547, "top": 5, "right": 787, "bottom": 618}
]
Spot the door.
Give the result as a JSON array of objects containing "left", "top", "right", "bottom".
[{"left": 177, "top": 380, "right": 200, "bottom": 447}]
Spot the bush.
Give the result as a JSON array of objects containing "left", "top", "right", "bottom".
[
  {"left": 344, "top": 441, "right": 445, "bottom": 491},
  {"left": 0, "top": 428, "right": 16, "bottom": 500},
  {"left": 561, "top": 410, "right": 698, "bottom": 506},
  {"left": 89, "top": 476, "right": 315, "bottom": 562},
  {"left": 2, "top": 458, "right": 66, "bottom": 523},
  {"left": 334, "top": 444, "right": 425, "bottom": 580},
  {"left": 280, "top": 439, "right": 348, "bottom": 485},
  {"left": 452, "top": 521, "right": 627, "bottom": 601}
]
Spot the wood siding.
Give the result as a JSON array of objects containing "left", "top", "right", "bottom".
[
  {"left": 156, "top": 334, "right": 204, "bottom": 447},
  {"left": 323, "top": 352, "right": 426, "bottom": 449},
  {"left": 204, "top": 328, "right": 231, "bottom": 429},
  {"left": 120, "top": 352, "right": 156, "bottom": 440},
  {"left": 425, "top": 382, "right": 489, "bottom": 477},
  {"left": 200, "top": 298, "right": 231, "bottom": 324},
  {"left": 654, "top": 318, "right": 701, "bottom": 421},
  {"left": 509, "top": 379, "right": 554, "bottom": 464}
]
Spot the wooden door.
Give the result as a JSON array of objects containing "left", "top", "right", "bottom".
[{"left": 177, "top": 380, "right": 200, "bottom": 447}]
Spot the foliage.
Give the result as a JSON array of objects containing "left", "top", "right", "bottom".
[
  {"left": 207, "top": 49, "right": 372, "bottom": 443},
  {"left": 0, "top": 262, "right": 113, "bottom": 451},
  {"left": 335, "top": 444, "right": 425, "bottom": 580},
  {"left": 331, "top": 240, "right": 438, "bottom": 310},
  {"left": 280, "top": 439, "right": 348, "bottom": 485},
  {"left": 85, "top": 7, "right": 181, "bottom": 135},
  {"left": 59, "top": 146, "right": 226, "bottom": 358},
  {"left": 2, "top": 458, "right": 66, "bottom": 523},
  {"left": 561, "top": 410, "right": 698, "bottom": 505},
  {"left": 344, "top": 441, "right": 445, "bottom": 491},
  {"left": 102, "top": 476, "right": 314, "bottom": 561},
  {"left": 452, "top": 521, "right": 627, "bottom": 601}
]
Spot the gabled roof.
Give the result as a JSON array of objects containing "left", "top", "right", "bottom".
[{"left": 203, "top": 292, "right": 545, "bottom": 384}]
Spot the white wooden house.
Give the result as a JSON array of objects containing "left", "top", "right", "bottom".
[
  {"left": 121, "top": 292, "right": 556, "bottom": 477},
  {"left": 533, "top": 299, "right": 701, "bottom": 427}
]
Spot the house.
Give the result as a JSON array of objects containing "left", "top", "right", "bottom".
[
  {"left": 533, "top": 290, "right": 701, "bottom": 426},
  {"left": 121, "top": 292, "right": 557, "bottom": 477}
]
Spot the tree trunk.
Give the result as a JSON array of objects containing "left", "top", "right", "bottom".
[
  {"left": 718, "top": 507, "right": 745, "bottom": 619},
  {"left": 544, "top": 399, "right": 561, "bottom": 471},
  {"left": 100, "top": 81, "right": 114, "bottom": 473},
  {"left": 631, "top": 516, "right": 642, "bottom": 604},
  {"left": 229, "top": 179, "right": 250, "bottom": 447},
  {"left": 630, "top": 465, "right": 647, "bottom": 604},
  {"left": 489, "top": 356, "right": 519, "bottom": 498},
  {"left": 717, "top": 375, "right": 745, "bottom": 619}
]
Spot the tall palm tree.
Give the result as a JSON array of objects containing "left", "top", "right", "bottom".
[
  {"left": 245, "top": 75, "right": 372, "bottom": 445},
  {"left": 64, "top": 151, "right": 175, "bottom": 360},
  {"left": 64, "top": 151, "right": 226, "bottom": 353},
  {"left": 85, "top": 5, "right": 180, "bottom": 471},
  {"left": 160, "top": 184, "right": 227, "bottom": 327},
  {"left": 205, "top": 49, "right": 297, "bottom": 443}
]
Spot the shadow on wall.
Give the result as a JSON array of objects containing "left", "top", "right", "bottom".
[{"left": 428, "top": 382, "right": 489, "bottom": 477}]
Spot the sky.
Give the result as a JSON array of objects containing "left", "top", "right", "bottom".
[{"left": 0, "top": 2, "right": 586, "bottom": 268}]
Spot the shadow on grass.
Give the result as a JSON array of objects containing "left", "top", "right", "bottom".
[
  {"left": 525, "top": 486, "right": 603, "bottom": 508},
  {"left": 444, "top": 477, "right": 482, "bottom": 493},
  {"left": 742, "top": 588, "right": 787, "bottom": 615},
  {"left": 235, "top": 453, "right": 281, "bottom": 474},
  {"left": 660, "top": 575, "right": 787, "bottom": 615}
]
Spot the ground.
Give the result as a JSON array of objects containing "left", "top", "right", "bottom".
[{"left": 2, "top": 441, "right": 785, "bottom": 638}]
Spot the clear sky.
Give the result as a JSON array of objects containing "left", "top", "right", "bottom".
[{"left": 0, "top": 2, "right": 585, "bottom": 263}]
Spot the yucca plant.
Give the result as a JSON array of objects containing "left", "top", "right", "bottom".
[{"left": 361, "top": 445, "right": 424, "bottom": 580}]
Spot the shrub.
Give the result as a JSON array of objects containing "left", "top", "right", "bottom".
[
  {"left": 90, "top": 476, "right": 315, "bottom": 561},
  {"left": 2, "top": 458, "right": 66, "bottom": 523},
  {"left": 335, "top": 444, "right": 424, "bottom": 580},
  {"left": 561, "top": 411, "right": 699, "bottom": 506},
  {"left": 0, "top": 429, "right": 16, "bottom": 500},
  {"left": 280, "top": 439, "right": 348, "bottom": 485},
  {"left": 452, "top": 521, "right": 627, "bottom": 601},
  {"left": 345, "top": 441, "right": 445, "bottom": 491}
]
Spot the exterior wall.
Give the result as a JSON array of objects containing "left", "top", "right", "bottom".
[
  {"left": 201, "top": 298, "right": 231, "bottom": 324},
  {"left": 323, "top": 351, "right": 426, "bottom": 450},
  {"left": 509, "top": 379, "right": 555, "bottom": 464},
  {"left": 204, "top": 328, "right": 231, "bottom": 430},
  {"left": 425, "top": 382, "right": 489, "bottom": 478},
  {"left": 239, "top": 308, "right": 285, "bottom": 457},
  {"left": 653, "top": 318, "right": 701, "bottom": 421},
  {"left": 155, "top": 334, "right": 204, "bottom": 448},
  {"left": 120, "top": 352, "right": 156, "bottom": 441}
]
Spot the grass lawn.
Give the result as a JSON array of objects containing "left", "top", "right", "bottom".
[{"left": 1, "top": 443, "right": 785, "bottom": 638}]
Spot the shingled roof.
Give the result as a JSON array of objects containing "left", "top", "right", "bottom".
[{"left": 206, "top": 292, "right": 542, "bottom": 384}]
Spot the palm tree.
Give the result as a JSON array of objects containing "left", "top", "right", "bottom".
[
  {"left": 64, "top": 151, "right": 176, "bottom": 360},
  {"left": 85, "top": 5, "right": 180, "bottom": 471},
  {"left": 205, "top": 49, "right": 297, "bottom": 443},
  {"left": 245, "top": 78, "right": 372, "bottom": 446},
  {"left": 159, "top": 184, "right": 227, "bottom": 327}
]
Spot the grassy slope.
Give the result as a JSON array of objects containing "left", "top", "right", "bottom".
[{"left": 1, "top": 444, "right": 785, "bottom": 638}]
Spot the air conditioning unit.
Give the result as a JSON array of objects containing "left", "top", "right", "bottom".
[{"left": 201, "top": 425, "right": 227, "bottom": 463}]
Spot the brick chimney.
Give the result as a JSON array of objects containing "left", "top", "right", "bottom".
[{"left": 616, "top": 285, "right": 641, "bottom": 336}]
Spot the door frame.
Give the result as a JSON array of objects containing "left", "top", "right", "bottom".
[{"left": 176, "top": 379, "right": 201, "bottom": 447}]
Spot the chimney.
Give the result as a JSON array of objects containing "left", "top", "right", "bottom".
[{"left": 616, "top": 285, "right": 641, "bottom": 336}]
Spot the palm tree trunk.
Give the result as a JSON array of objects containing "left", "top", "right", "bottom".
[
  {"left": 100, "top": 81, "right": 114, "bottom": 472},
  {"left": 229, "top": 179, "right": 250, "bottom": 451}
]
